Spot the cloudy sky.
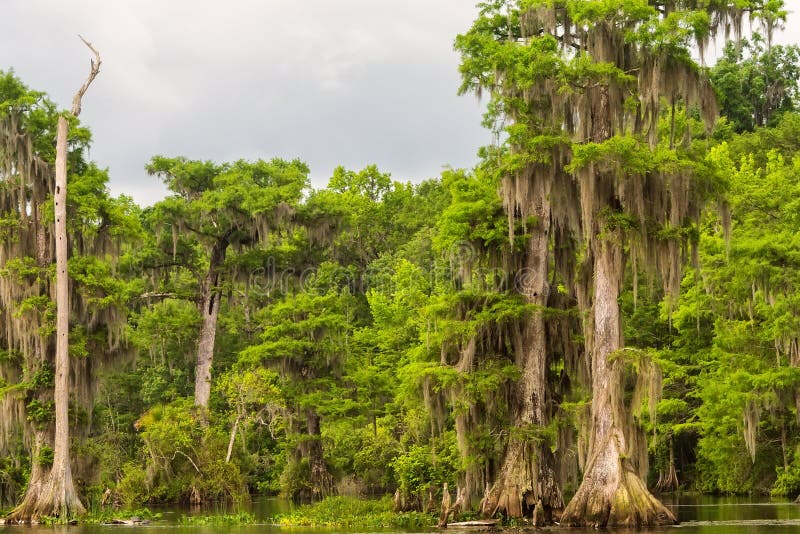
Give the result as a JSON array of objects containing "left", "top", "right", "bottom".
[{"left": 1, "top": 2, "right": 798, "bottom": 206}]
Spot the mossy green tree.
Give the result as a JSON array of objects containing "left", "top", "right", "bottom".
[
  {"left": 241, "top": 265, "right": 359, "bottom": 501},
  {"left": 456, "top": 0, "right": 787, "bottom": 526},
  {"left": 145, "top": 157, "right": 309, "bottom": 410},
  {"left": 677, "top": 127, "right": 800, "bottom": 495}
]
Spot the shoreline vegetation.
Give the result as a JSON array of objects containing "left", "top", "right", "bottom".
[
  {"left": 270, "top": 496, "right": 437, "bottom": 528},
  {"left": 3, "top": 493, "right": 800, "bottom": 527},
  {"left": 0, "top": 497, "right": 432, "bottom": 527}
]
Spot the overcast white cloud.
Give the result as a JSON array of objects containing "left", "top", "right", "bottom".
[
  {"left": 1, "top": 2, "right": 798, "bottom": 206},
  {"left": 0, "top": 1, "right": 488, "bottom": 205}
]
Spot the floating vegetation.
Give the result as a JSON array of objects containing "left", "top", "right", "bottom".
[
  {"left": 272, "top": 496, "right": 435, "bottom": 528},
  {"left": 178, "top": 512, "right": 256, "bottom": 525}
]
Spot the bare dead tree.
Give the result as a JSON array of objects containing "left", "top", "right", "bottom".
[{"left": 7, "top": 36, "right": 100, "bottom": 523}]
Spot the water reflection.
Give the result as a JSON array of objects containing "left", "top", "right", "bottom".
[{"left": 665, "top": 494, "right": 800, "bottom": 524}]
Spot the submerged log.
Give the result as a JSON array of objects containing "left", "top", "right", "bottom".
[
  {"left": 105, "top": 517, "right": 150, "bottom": 525},
  {"left": 447, "top": 519, "right": 500, "bottom": 527}
]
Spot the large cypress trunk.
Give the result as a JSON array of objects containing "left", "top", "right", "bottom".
[
  {"left": 287, "top": 410, "right": 333, "bottom": 502},
  {"left": 560, "top": 242, "right": 674, "bottom": 527},
  {"left": 481, "top": 177, "right": 562, "bottom": 523},
  {"left": 305, "top": 411, "right": 333, "bottom": 500},
  {"left": 6, "top": 434, "right": 51, "bottom": 522},
  {"left": 194, "top": 239, "right": 227, "bottom": 408},
  {"left": 560, "top": 81, "right": 675, "bottom": 527}
]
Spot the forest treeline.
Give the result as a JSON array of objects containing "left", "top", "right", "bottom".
[{"left": 1, "top": 0, "right": 800, "bottom": 528}]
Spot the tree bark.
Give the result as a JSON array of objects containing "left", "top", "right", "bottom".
[
  {"left": 481, "top": 176, "right": 562, "bottom": 523},
  {"left": 560, "top": 241, "right": 675, "bottom": 527},
  {"left": 5, "top": 433, "right": 50, "bottom": 522},
  {"left": 225, "top": 416, "right": 240, "bottom": 463},
  {"left": 34, "top": 112, "right": 86, "bottom": 519},
  {"left": 437, "top": 483, "right": 452, "bottom": 527},
  {"left": 303, "top": 411, "right": 333, "bottom": 500},
  {"left": 194, "top": 238, "right": 227, "bottom": 408}
]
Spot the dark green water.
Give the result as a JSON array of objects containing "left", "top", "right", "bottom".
[{"left": 3, "top": 496, "right": 800, "bottom": 533}]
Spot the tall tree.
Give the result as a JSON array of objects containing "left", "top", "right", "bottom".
[
  {"left": 0, "top": 70, "right": 57, "bottom": 523},
  {"left": 421, "top": 167, "right": 559, "bottom": 520},
  {"left": 5, "top": 37, "right": 100, "bottom": 522},
  {"left": 146, "top": 157, "right": 308, "bottom": 409},
  {"left": 686, "top": 126, "right": 800, "bottom": 494},
  {"left": 241, "top": 267, "right": 358, "bottom": 501},
  {"left": 457, "top": 0, "right": 785, "bottom": 526}
]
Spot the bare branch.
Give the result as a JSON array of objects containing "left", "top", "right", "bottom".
[
  {"left": 171, "top": 450, "right": 202, "bottom": 473},
  {"left": 71, "top": 35, "right": 102, "bottom": 117}
]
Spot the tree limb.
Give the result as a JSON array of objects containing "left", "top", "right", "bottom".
[
  {"left": 71, "top": 35, "right": 102, "bottom": 117},
  {"left": 171, "top": 450, "right": 202, "bottom": 474}
]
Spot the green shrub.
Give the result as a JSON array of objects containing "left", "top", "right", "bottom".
[
  {"left": 193, "top": 457, "right": 248, "bottom": 504},
  {"left": 279, "top": 457, "right": 311, "bottom": 501},
  {"left": 392, "top": 431, "right": 460, "bottom": 507},
  {"left": 273, "top": 495, "right": 434, "bottom": 528},
  {"left": 116, "top": 462, "right": 149, "bottom": 507},
  {"left": 773, "top": 462, "right": 800, "bottom": 498},
  {"left": 352, "top": 425, "right": 402, "bottom": 493},
  {"left": 36, "top": 445, "right": 54, "bottom": 467},
  {"left": 122, "top": 398, "right": 249, "bottom": 504},
  {"left": 179, "top": 512, "right": 255, "bottom": 525}
]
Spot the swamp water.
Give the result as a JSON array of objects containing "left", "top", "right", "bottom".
[{"left": 3, "top": 496, "right": 800, "bottom": 533}]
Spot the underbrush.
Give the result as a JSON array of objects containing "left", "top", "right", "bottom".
[
  {"left": 82, "top": 507, "right": 161, "bottom": 524},
  {"left": 272, "top": 495, "right": 435, "bottom": 528},
  {"left": 179, "top": 512, "right": 256, "bottom": 525}
]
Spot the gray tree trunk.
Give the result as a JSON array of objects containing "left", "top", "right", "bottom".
[
  {"left": 38, "top": 112, "right": 85, "bottom": 518},
  {"left": 481, "top": 176, "right": 562, "bottom": 523},
  {"left": 560, "top": 241, "right": 675, "bottom": 527},
  {"left": 194, "top": 239, "right": 227, "bottom": 408}
]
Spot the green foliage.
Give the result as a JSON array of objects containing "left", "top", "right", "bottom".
[
  {"left": 393, "top": 432, "right": 461, "bottom": 502},
  {"left": 35, "top": 445, "right": 53, "bottom": 467},
  {"left": 772, "top": 461, "right": 800, "bottom": 499},
  {"left": 116, "top": 463, "right": 149, "bottom": 507},
  {"left": 122, "top": 398, "right": 249, "bottom": 505},
  {"left": 278, "top": 457, "right": 313, "bottom": 502},
  {"left": 711, "top": 35, "right": 800, "bottom": 133},
  {"left": 351, "top": 425, "right": 403, "bottom": 492},
  {"left": 128, "top": 299, "right": 201, "bottom": 405},
  {"left": 179, "top": 512, "right": 255, "bottom": 525},
  {"left": 0, "top": 440, "right": 27, "bottom": 508},
  {"left": 436, "top": 169, "right": 511, "bottom": 253},
  {"left": 26, "top": 399, "right": 54, "bottom": 427},
  {"left": 273, "top": 495, "right": 434, "bottom": 528},
  {"left": 656, "top": 113, "right": 800, "bottom": 494}
]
